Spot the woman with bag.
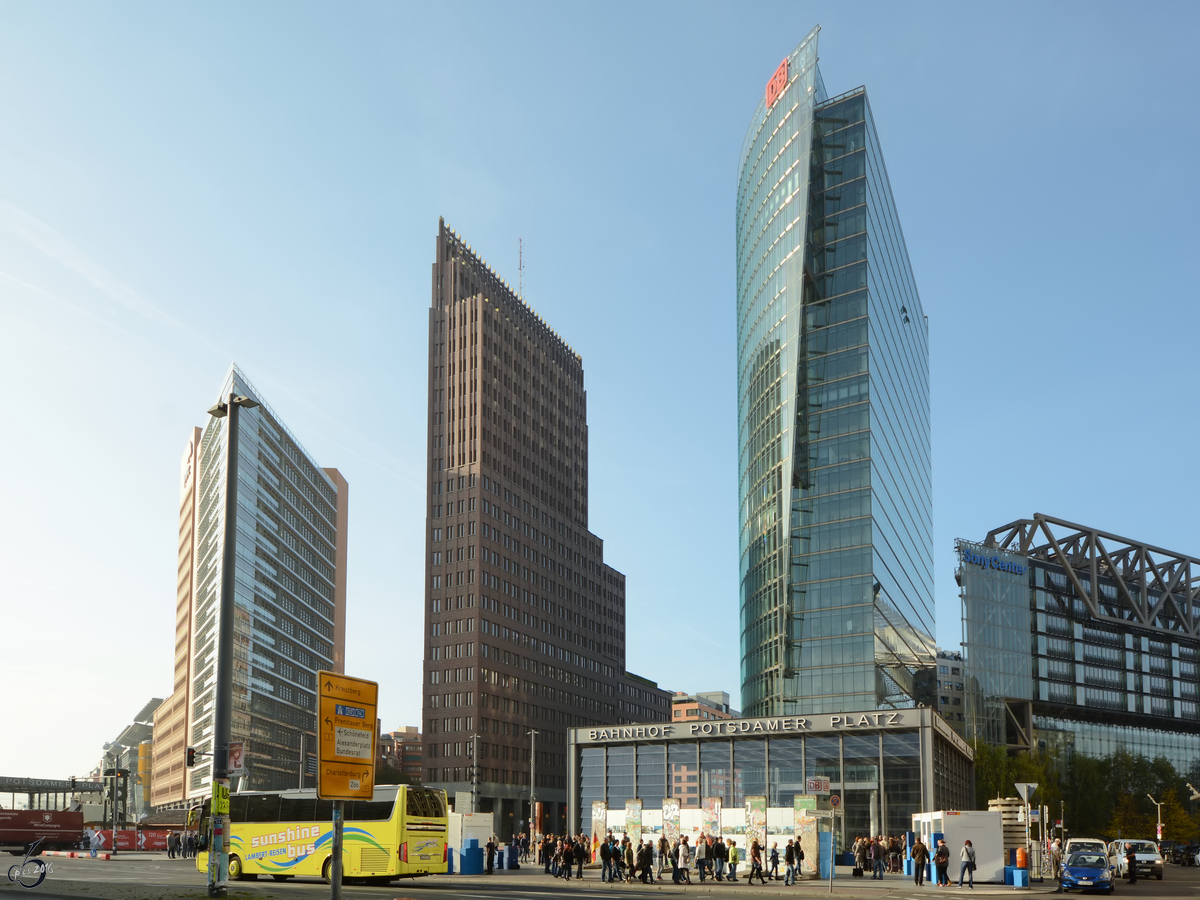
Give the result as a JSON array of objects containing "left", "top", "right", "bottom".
[{"left": 958, "top": 840, "right": 976, "bottom": 889}]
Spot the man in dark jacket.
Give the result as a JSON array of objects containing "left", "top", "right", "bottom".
[
  {"left": 911, "top": 838, "right": 930, "bottom": 887},
  {"left": 600, "top": 836, "right": 613, "bottom": 882}
]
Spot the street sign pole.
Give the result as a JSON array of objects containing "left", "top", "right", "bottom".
[
  {"left": 828, "top": 794, "right": 842, "bottom": 894},
  {"left": 331, "top": 800, "right": 344, "bottom": 900},
  {"left": 317, "top": 671, "right": 378, "bottom": 900}
]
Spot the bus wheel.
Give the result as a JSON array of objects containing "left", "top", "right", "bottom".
[
  {"left": 323, "top": 858, "right": 337, "bottom": 885},
  {"left": 227, "top": 855, "right": 243, "bottom": 880}
]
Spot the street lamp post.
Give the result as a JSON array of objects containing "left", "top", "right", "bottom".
[
  {"left": 527, "top": 730, "right": 538, "bottom": 839},
  {"left": 205, "top": 392, "right": 258, "bottom": 899},
  {"left": 1148, "top": 794, "right": 1164, "bottom": 843}
]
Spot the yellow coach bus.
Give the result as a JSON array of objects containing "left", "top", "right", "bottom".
[{"left": 196, "top": 785, "right": 447, "bottom": 884}]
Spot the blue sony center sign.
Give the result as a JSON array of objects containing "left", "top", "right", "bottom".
[{"left": 961, "top": 547, "right": 1027, "bottom": 576}]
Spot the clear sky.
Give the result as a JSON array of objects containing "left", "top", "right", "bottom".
[{"left": 2, "top": 2, "right": 1198, "bottom": 780}]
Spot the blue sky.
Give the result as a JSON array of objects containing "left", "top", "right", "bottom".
[{"left": 2, "top": 2, "right": 1198, "bottom": 779}]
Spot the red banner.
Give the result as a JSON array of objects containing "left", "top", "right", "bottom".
[{"left": 93, "top": 829, "right": 178, "bottom": 851}]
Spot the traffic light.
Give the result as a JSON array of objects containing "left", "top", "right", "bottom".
[
  {"left": 186, "top": 747, "right": 196, "bottom": 767},
  {"left": 70, "top": 777, "right": 77, "bottom": 790}
]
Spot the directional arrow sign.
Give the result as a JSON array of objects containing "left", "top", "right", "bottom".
[
  {"left": 316, "top": 670, "right": 378, "bottom": 801},
  {"left": 1014, "top": 782, "right": 1038, "bottom": 803}
]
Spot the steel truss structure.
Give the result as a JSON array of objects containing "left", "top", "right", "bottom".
[{"left": 985, "top": 513, "right": 1200, "bottom": 639}]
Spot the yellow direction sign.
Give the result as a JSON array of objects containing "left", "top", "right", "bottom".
[{"left": 316, "top": 670, "right": 378, "bottom": 801}]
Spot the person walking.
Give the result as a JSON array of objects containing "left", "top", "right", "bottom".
[
  {"left": 167, "top": 830, "right": 176, "bottom": 859},
  {"left": 486, "top": 835, "right": 497, "bottom": 875},
  {"left": 911, "top": 836, "right": 930, "bottom": 887},
  {"left": 600, "top": 834, "right": 613, "bottom": 883},
  {"left": 696, "top": 832, "right": 709, "bottom": 882},
  {"left": 728, "top": 839, "right": 740, "bottom": 881},
  {"left": 678, "top": 835, "right": 693, "bottom": 884},
  {"left": 748, "top": 840, "right": 768, "bottom": 884},
  {"left": 714, "top": 836, "right": 728, "bottom": 881},
  {"left": 769, "top": 842, "right": 780, "bottom": 880},
  {"left": 575, "top": 836, "right": 587, "bottom": 879},
  {"left": 89, "top": 827, "right": 102, "bottom": 859},
  {"left": 784, "top": 839, "right": 797, "bottom": 885},
  {"left": 1124, "top": 843, "right": 1137, "bottom": 885},
  {"left": 933, "top": 839, "right": 951, "bottom": 887},
  {"left": 855, "top": 837, "right": 869, "bottom": 877},
  {"left": 657, "top": 835, "right": 671, "bottom": 883},
  {"left": 957, "top": 840, "right": 975, "bottom": 889},
  {"left": 1049, "top": 839, "right": 1063, "bottom": 893},
  {"left": 874, "top": 836, "right": 887, "bottom": 880}
]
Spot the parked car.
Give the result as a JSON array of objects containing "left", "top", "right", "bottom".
[
  {"left": 1170, "top": 843, "right": 1199, "bottom": 866},
  {"left": 1060, "top": 851, "right": 1115, "bottom": 894},
  {"left": 1108, "top": 839, "right": 1164, "bottom": 880}
]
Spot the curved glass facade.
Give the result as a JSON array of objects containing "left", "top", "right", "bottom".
[{"left": 737, "top": 29, "right": 933, "bottom": 717}]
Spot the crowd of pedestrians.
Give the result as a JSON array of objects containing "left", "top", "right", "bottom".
[{"left": 488, "top": 828, "right": 987, "bottom": 889}]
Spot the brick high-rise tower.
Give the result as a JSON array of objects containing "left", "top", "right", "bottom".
[{"left": 423, "top": 219, "right": 668, "bottom": 835}]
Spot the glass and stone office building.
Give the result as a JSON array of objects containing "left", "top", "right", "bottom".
[
  {"left": 568, "top": 707, "right": 973, "bottom": 843},
  {"left": 959, "top": 513, "right": 1200, "bottom": 773},
  {"left": 151, "top": 365, "right": 348, "bottom": 805},
  {"left": 737, "top": 26, "right": 933, "bottom": 718},
  {"left": 422, "top": 220, "right": 670, "bottom": 837}
]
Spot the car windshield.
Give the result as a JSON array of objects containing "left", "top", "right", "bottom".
[
  {"left": 1126, "top": 842, "right": 1157, "bottom": 854},
  {"left": 1070, "top": 842, "right": 1104, "bottom": 853},
  {"left": 1068, "top": 853, "right": 1106, "bottom": 867}
]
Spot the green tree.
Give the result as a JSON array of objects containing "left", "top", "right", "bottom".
[{"left": 1108, "top": 792, "right": 1153, "bottom": 839}]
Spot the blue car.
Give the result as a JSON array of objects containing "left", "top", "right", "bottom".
[{"left": 1061, "top": 852, "right": 1115, "bottom": 894}]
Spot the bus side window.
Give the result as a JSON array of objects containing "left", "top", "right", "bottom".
[
  {"left": 346, "top": 799, "right": 394, "bottom": 821},
  {"left": 279, "top": 797, "right": 316, "bottom": 822},
  {"left": 245, "top": 795, "right": 281, "bottom": 823}
]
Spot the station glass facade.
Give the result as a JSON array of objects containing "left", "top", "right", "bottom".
[
  {"left": 737, "top": 27, "right": 933, "bottom": 717},
  {"left": 570, "top": 708, "right": 972, "bottom": 843}
]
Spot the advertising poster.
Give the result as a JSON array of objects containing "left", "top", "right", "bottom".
[
  {"left": 662, "top": 799, "right": 681, "bottom": 846},
  {"left": 745, "top": 796, "right": 767, "bottom": 851},
  {"left": 700, "top": 796, "right": 722, "bottom": 837},
  {"left": 625, "top": 799, "right": 643, "bottom": 845},
  {"left": 591, "top": 801, "right": 607, "bottom": 862}
]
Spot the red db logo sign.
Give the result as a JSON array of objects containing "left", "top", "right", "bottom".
[{"left": 765, "top": 58, "right": 789, "bottom": 110}]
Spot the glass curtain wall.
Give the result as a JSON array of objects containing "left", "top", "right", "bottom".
[
  {"left": 191, "top": 366, "right": 339, "bottom": 793},
  {"left": 768, "top": 739, "right": 805, "bottom": 808},
  {"left": 958, "top": 540, "right": 1033, "bottom": 745},
  {"left": 669, "top": 742, "right": 699, "bottom": 809},
  {"left": 738, "top": 33, "right": 932, "bottom": 719},
  {"left": 736, "top": 27, "right": 825, "bottom": 716},
  {"left": 733, "top": 741, "right": 767, "bottom": 806},
  {"left": 636, "top": 744, "right": 667, "bottom": 808},
  {"left": 700, "top": 742, "right": 732, "bottom": 806},
  {"left": 842, "top": 734, "right": 880, "bottom": 839}
]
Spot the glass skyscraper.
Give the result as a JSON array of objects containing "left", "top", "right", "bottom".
[
  {"left": 152, "top": 365, "right": 348, "bottom": 803},
  {"left": 737, "top": 27, "right": 933, "bottom": 717}
]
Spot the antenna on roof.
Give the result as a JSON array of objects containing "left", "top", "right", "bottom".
[{"left": 518, "top": 237, "right": 524, "bottom": 298}]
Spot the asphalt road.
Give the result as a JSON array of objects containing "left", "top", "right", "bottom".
[{"left": 5, "top": 853, "right": 1198, "bottom": 900}]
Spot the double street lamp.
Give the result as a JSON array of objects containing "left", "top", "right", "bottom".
[
  {"left": 1148, "top": 794, "right": 1164, "bottom": 842},
  {"left": 205, "top": 392, "right": 258, "bottom": 898}
]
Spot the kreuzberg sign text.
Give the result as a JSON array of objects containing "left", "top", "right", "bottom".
[{"left": 584, "top": 712, "right": 906, "bottom": 744}]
